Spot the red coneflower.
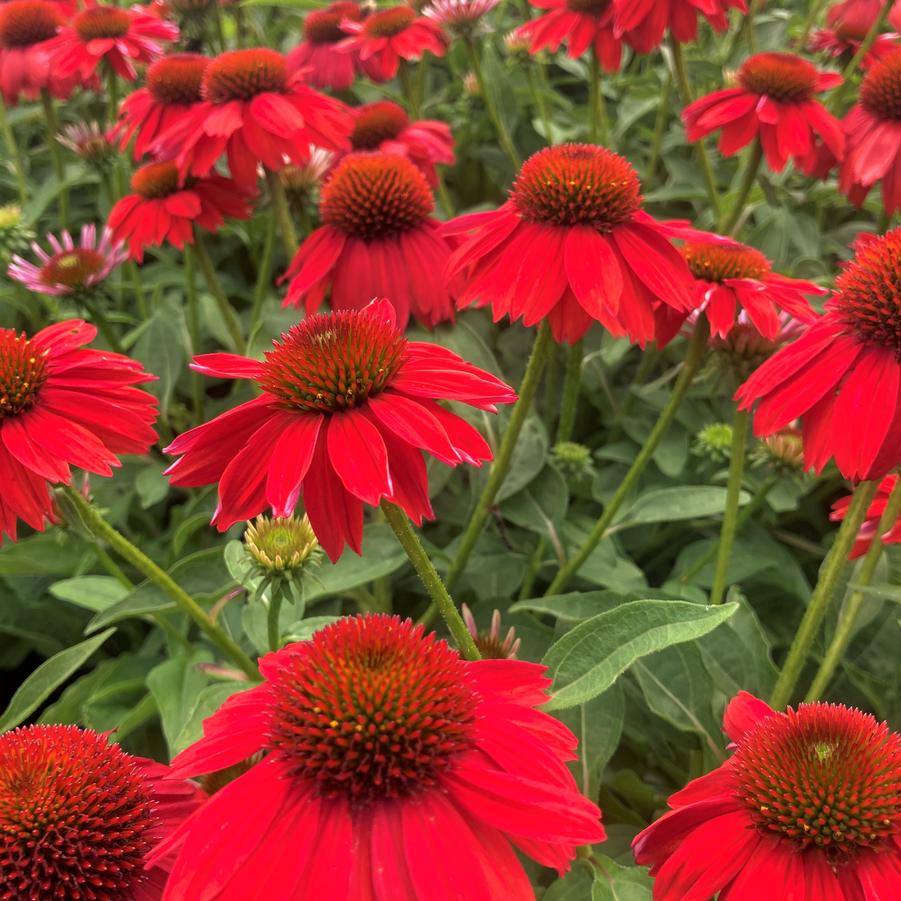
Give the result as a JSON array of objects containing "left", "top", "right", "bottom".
[
  {"left": 737, "top": 228, "right": 901, "bottom": 481},
  {"left": 114, "top": 52, "right": 208, "bottom": 159},
  {"left": 339, "top": 6, "right": 447, "bottom": 83},
  {"left": 164, "top": 300, "right": 515, "bottom": 560},
  {"left": 149, "top": 613, "right": 606, "bottom": 900},
  {"left": 0, "top": 319, "right": 157, "bottom": 542},
  {"left": 444, "top": 143, "right": 695, "bottom": 346},
  {"left": 152, "top": 47, "right": 353, "bottom": 191},
  {"left": 0, "top": 724, "right": 202, "bottom": 900},
  {"left": 839, "top": 50, "right": 901, "bottom": 214},
  {"left": 338, "top": 100, "right": 454, "bottom": 187},
  {"left": 109, "top": 160, "right": 253, "bottom": 261},
  {"left": 832, "top": 474, "right": 901, "bottom": 558},
  {"left": 683, "top": 52, "right": 844, "bottom": 173},
  {"left": 287, "top": 1, "right": 365, "bottom": 91},
  {"left": 281, "top": 152, "right": 457, "bottom": 330},
  {"left": 613, "top": 0, "right": 748, "bottom": 54},
  {"left": 810, "top": 0, "right": 899, "bottom": 69},
  {"left": 48, "top": 0, "right": 179, "bottom": 83},
  {"left": 633, "top": 691, "right": 901, "bottom": 900},
  {"left": 514, "top": 0, "right": 622, "bottom": 69}
]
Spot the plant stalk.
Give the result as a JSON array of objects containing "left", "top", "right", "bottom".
[
  {"left": 190, "top": 231, "right": 245, "bottom": 353},
  {"left": 265, "top": 168, "right": 299, "bottom": 260},
  {"left": 40, "top": 91, "right": 69, "bottom": 230},
  {"left": 556, "top": 338, "right": 583, "bottom": 444},
  {"left": 0, "top": 95, "right": 27, "bottom": 205},
  {"left": 718, "top": 140, "right": 763, "bottom": 234}
]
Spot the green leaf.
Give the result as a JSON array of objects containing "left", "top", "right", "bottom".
[
  {"left": 501, "top": 465, "right": 568, "bottom": 540},
  {"left": 612, "top": 486, "right": 749, "bottom": 532},
  {"left": 135, "top": 463, "right": 170, "bottom": 509},
  {"left": 545, "top": 864, "right": 595, "bottom": 901},
  {"left": 0, "top": 629, "right": 115, "bottom": 732},
  {"left": 543, "top": 600, "right": 738, "bottom": 710},
  {"left": 172, "top": 683, "right": 252, "bottom": 755},
  {"left": 511, "top": 590, "right": 625, "bottom": 623},
  {"left": 50, "top": 576, "right": 129, "bottom": 612},
  {"left": 147, "top": 651, "right": 213, "bottom": 756},
  {"left": 592, "top": 856, "right": 653, "bottom": 901},
  {"left": 496, "top": 415, "right": 547, "bottom": 502},
  {"left": 132, "top": 296, "right": 188, "bottom": 417}
]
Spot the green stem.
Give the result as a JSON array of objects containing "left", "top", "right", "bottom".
[
  {"left": 436, "top": 172, "right": 455, "bottom": 218},
  {"left": 587, "top": 50, "right": 609, "bottom": 145},
  {"left": 267, "top": 589, "right": 283, "bottom": 652},
  {"left": 129, "top": 262, "right": 147, "bottom": 318},
  {"left": 265, "top": 169, "right": 298, "bottom": 260},
  {"left": 191, "top": 232, "right": 245, "bottom": 353},
  {"left": 0, "top": 95, "right": 27, "bottom": 205},
  {"left": 670, "top": 37, "right": 721, "bottom": 219},
  {"left": 184, "top": 245, "right": 204, "bottom": 424},
  {"left": 464, "top": 37, "right": 521, "bottom": 169},
  {"left": 60, "top": 486, "right": 259, "bottom": 679},
  {"left": 442, "top": 321, "right": 555, "bottom": 596},
  {"left": 380, "top": 501, "right": 481, "bottom": 661},
  {"left": 556, "top": 339, "right": 583, "bottom": 445},
  {"left": 797, "top": 0, "right": 828, "bottom": 49},
  {"left": 544, "top": 321, "right": 709, "bottom": 597},
  {"left": 831, "top": 0, "right": 894, "bottom": 112},
  {"left": 40, "top": 91, "right": 69, "bottom": 231},
  {"left": 250, "top": 211, "right": 276, "bottom": 337},
  {"left": 709, "top": 408, "right": 750, "bottom": 605},
  {"left": 80, "top": 295, "right": 124, "bottom": 354},
  {"left": 525, "top": 61, "right": 553, "bottom": 142},
  {"left": 518, "top": 536, "right": 547, "bottom": 601},
  {"left": 718, "top": 140, "right": 763, "bottom": 235},
  {"left": 805, "top": 478, "right": 901, "bottom": 701},
  {"left": 646, "top": 73, "right": 673, "bottom": 186},
  {"left": 542, "top": 342, "right": 562, "bottom": 433},
  {"left": 398, "top": 59, "right": 421, "bottom": 118},
  {"left": 768, "top": 479, "right": 880, "bottom": 709}
]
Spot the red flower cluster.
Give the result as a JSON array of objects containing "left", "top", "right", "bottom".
[{"left": 287, "top": 0, "right": 365, "bottom": 91}]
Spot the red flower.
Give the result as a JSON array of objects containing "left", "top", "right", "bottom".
[
  {"left": 839, "top": 50, "right": 901, "bottom": 214},
  {"left": 48, "top": 0, "right": 178, "bottom": 83},
  {"left": 148, "top": 613, "right": 606, "bottom": 900},
  {"left": 675, "top": 231, "right": 824, "bottom": 339},
  {"left": 114, "top": 52, "right": 208, "bottom": 159},
  {"left": 339, "top": 6, "right": 447, "bottom": 83},
  {"left": 339, "top": 100, "right": 455, "bottom": 187},
  {"left": 736, "top": 229, "right": 901, "bottom": 481},
  {"left": 281, "top": 152, "right": 457, "bottom": 330},
  {"left": 152, "top": 48, "right": 353, "bottom": 191},
  {"left": 810, "top": 0, "right": 900, "bottom": 69},
  {"left": 633, "top": 691, "right": 901, "bottom": 900},
  {"left": 287, "top": 1, "right": 365, "bottom": 91},
  {"left": 109, "top": 160, "right": 253, "bottom": 261},
  {"left": 164, "top": 300, "right": 515, "bottom": 560},
  {"left": 832, "top": 474, "right": 901, "bottom": 558},
  {"left": 683, "top": 52, "right": 844, "bottom": 173},
  {"left": 444, "top": 143, "right": 695, "bottom": 346},
  {"left": 613, "top": 0, "right": 748, "bottom": 54},
  {"left": 0, "top": 724, "right": 203, "bottom": 900},
  {"left": 0, "top": 320, "right": 157, "bottom": 543},
  {"left": 513, "top": 0, "right": 622, "bottom": 70}
]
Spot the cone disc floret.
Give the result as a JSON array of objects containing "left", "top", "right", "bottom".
[
  {"left": 39, "top": 249, "right": 106, "bottom": 290},
  {"left": 510, "top": 144, "right": 642, "bottom": 229},
  {"left": 351, "top": 102, "right": 410, "bottom": 150},
  {"left": 860, "top": 51, "right": 901, "bottom": 120},
  {"left": 74, "top": 6, "right": 131, "bottom": 41},
  {"left": 203, "top": 48, "right": 288, "bottom": 103},
  {"left": 0, "top": 0, "right": 61, "bottom": 47},
  {"left": 738, "top": 52, "right": 819, "bottom": 102},
  {"left": 131, "top": 160, "right": 181, "bottom": 199},
  {"left": 683, "top": 241, "right": 770, "bottom": 282},
  {"left": 304, "top": 3, "right": 362, "bottom": 43},
  {"left": 732, "top": 703, "right": 901, "bottom": 857},
  {"left": 320, "top": 153, "right": 433, "bottom": 240},
  {"left": 364, "top": 6, "right": 416, "bottom": 37},
  {"left": 565, "top": 0, "right": 611, "bottom": 13},
  {"left": 0, "top": 330, "right": 48, "bottom": 419},
  {"left": 0, "top": 725, "right": 158, "bottom": 900},
  {"left": 147, "top": 53, "right": 208, "bottom": 105},
  {"left": 257, "top": 308, "right": 407, "bottom": 412},
  {"left": 267, "top": 615, "right": 477, "bottom": 807}
]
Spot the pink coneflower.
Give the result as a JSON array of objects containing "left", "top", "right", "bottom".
[
  {"left": 461, "top": 604, "right": 521, "bottom": 658},
  {"left": 8, "top": 225, "right": 126, "bottom": 296},
  {"left": 58, "top": 121, "right": 116, "bottom": 169},
  {"left": 423, "top": 0, "right": 499, "bottom": 36},
  {"left": 287, "top": 1, "right": 365, "bottom": 91}
]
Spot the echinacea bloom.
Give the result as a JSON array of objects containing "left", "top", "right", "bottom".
[
  {"left": 341, "top": 100, "right": 454, "bottom": 187},
  {"left": 832, "top": 474, "right": 901, "bottom": 559},
  {"left": 444, "top": 143, "right": 696, "bottom": 346},
  {"left": 462, "top": 604, "right": 522, "bottom": 658},
  {"left": 683, "top": 52, "right": 844, "bottom": 173},
  {"left": 281, "top": 152, "right": 457, "bottom": 330},
  {"left": 676, "top": 233, "right": 824, "bottom": 339},
  {"left": 48, "top": 0, "right": 179, "bottom": 83},
  {"left": 287, "top": 1, "right": 365, "bottom": 91},
  {"left": 114, "top": 52, "right": 208, "bottom": 159},
  {"left": 0, "top": 319, "right": 156, "bottom": 543},
  {"left": 633, "top": 691, "right": 901, "bottom": 900},
  {"left": 8, "top": 224, "right": 126, "bottom": 296},
  {"left": 153, "top": 48, "right": 353, "bottom": 191},
  {"left": 613, "top": 0, "right": 748, "bottom": 54},
  {"left": 149, "top": 613, "right": 606, "bottom": 900},
  {"left": 514, "top": 0, "right": 622, "bottom": 70},
  {"left": 0, "top": 724, "right": 202, "bottom": 899},
  {"left": 108, "top": 160, "right": 253, "bottom": 262},
  {"left": 423, "top": 0, "right": 499, "bottom": 37},
  {"left": 737, "top": 228, "right": 901, "bottom": 481},
  {"left": 0, "top": 0, "right": 73, "bottom": 105},
  {"left": 164, "top": 300, "right": 515, "bottom": 560},
  {"left": 58, "top": 121, "right": 117, "bottom": 169},
  {"left": 839, "top": 50, "right": 901, "bottom": 214},
  {"left": 810, "top": 0, "right": 899, "bottom": 69},
  {"left": 339, "top": 6, "right": 447, "bottom": 83}
]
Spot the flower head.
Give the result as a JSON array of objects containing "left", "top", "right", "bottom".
[
  {"left": 832, "top": 473, "right": 901, "bottom": 558},
  {"left": 751, "top": 426, "right": 806, "bottom": 473},
  {"left": 244, "top": 513, "right": 320, "bottom": 573},
  {"left": 737, "top": 227, "right": 901, "bottom": 480},
  {"left": 444, "top": 143, "right": 695, "bottom": 345},
  {"left": 48, "top": 0, "right": 179, "bottom": 83},
  {"left": 165, "top": 299, "right": 515, "bottom": 559},
  {"left": 633, "top": 692, "right": 901, "bottom": 899},
  {"left": 58, "top": 121, "right": 116, "bottom": 171},
  {"left": 423, "top": 0, "right": 499, "bottom": 37},
  {"left": 0, "top": 205, "right": 33, "bottom": 263},
  {"left": 8, "top": 225, "right": 126, "bottom": 296},
  {"left": 286, "top": 1, "right": 365, "bottom": 91},
  {"left": 0, "top": 724, "right": 201, "bottom": 900},
  {"left": 613, "top": 0, "right": 748, "bottom": 54},
  {"left": 810, "top": 0, "right": 900, "bottom": 69},
  {"left": 339, "top": 5, "right": 448, "bottom": 82},
  {"left": 693, "top": 422, "right": 734, "bottom": 463},
  {"left": 149, "top": 613, "right": 605, "bottom": 899},
  {"left": 281, "top": 152, "right": 457, "bottom": 329},
  {"left": 514, "top": 0, "right": 621, "bottom": 69},
  {"left": 683, "top": 52, "right": 845, "bottom": 172},
  {"left": 461, "top": 604, "right": 521, "bottom": 658}
]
